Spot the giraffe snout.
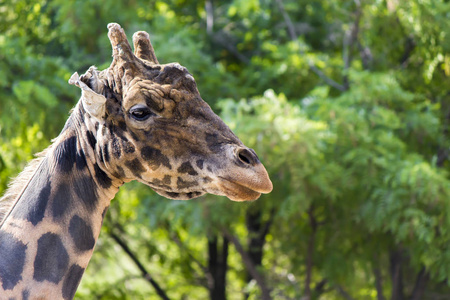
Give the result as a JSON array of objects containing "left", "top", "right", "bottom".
[
  {"left": 234, "top": 147, "right": 272, "bottom": 193},
  {"left": 214, "top": 146, "right": 273, "bottom": 201}
]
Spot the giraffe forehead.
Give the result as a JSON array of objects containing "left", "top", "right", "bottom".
[
  {"left": 153, "top": 62, "right": 195, "bottom": 87},
  {"left": 122, "top": 81, "right": 172, "bottom": 113},
  {"left": 122, "top": 62, "right": 196, "bottom": 98}
]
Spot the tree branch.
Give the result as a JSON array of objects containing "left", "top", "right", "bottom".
[
  {"left": 308, "top": 64, "right": 348, "bottom": 92},
  {"left": 437, "top": 102, "right": 450, "bottom": 167},
  {"left": 222, "top": 228, "right": 272, "bottom": 300},
  {"left": 274, "top": 0, "right": 347, "bottom": 92},
  {"left": 210, "top": 31, "right": 251, "bottom": 64},
  {"left": 205, "top": 0, "right": 214, "bottom": 35},
  {"left": 204, "top": 1, "right": 250, "bottom": 64},
  {"left": 304, "top": 205, "right": 318, "bottom": 300},
  {"left": 336, "top": 285, "right": 357, "bottom": 300},
  {"left": 357, "top": 40, "right": 373, "bottom": 70},
  {"left": 410, "top": 267, "right": 429, "bottom": 300},
  {"left": 261, "top": 208, "right": 276, "bottom": 238},
  {"left": 342, "top": 30, "right": 352, "bottom": 90},
  {"left": 171, "top": 230, "right": 209, "bottom": 274},
  {"left": 109, "top": 231, "right": 171, "bottom": 300},
  {"left": 274, "top": 0, "right": 297, "bottom": 41},
  {"left": 169, "top": 230, "right": 211, "bottom": 288},
  {"left": 94, "top": 274, "right": 142, "bottom": 298},
  {"left": 372, "top": 254, "right": 386, "bottom": 300},
  {"left": 314, "top": 279, "right": 328, "bottom": 296},
  {"left": 342, "top": 0, "right": 363, "bottom": 90}
]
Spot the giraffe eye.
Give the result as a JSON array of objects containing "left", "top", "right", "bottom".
[{"left": 129, "top": 105, "right": 154, "bottom": 121}]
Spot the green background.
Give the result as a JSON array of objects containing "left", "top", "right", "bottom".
[{"left": 0, "top": 0, "right": 449, "bottom": 299}]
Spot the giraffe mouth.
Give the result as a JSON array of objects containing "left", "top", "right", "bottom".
[
  {"left": 150, "top": 179, "right": 262, "bottom": 202},
  {"left": 217, "top": 176, "right": 263, "bottom": 201},
  {"left": 152, "top": 187, "right": 206, "bottom": 200}
]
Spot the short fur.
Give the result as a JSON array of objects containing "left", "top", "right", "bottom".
[{"left": 0, "top": 148, "right": 51, "bottom": 224}]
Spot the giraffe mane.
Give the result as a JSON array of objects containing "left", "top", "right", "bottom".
[{"left": 0, "top": 147, "right": 51, "bottom": 224}]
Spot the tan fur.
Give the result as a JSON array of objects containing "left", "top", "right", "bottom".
[{"left": 0, "top": 147, "right": 51, "bottom": 225}]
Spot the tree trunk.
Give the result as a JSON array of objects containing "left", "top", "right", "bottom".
[
  {"left": 410, "top": 267, "right": 429, "bottom": 300},
  {"left": 373, "top": 253, "right": 386, "bottom": 300},
  {"left": 208, "top": 235, "right": 229, "bottom": 300},
  {"left": 389, "top": 249, "right": 404, "bottom": 300},
  {"left": 374, "top": 265, "right": 386, "bottom": 300},
  {"left": 245, "top": 208, "right": 264, "bottom": 274},
  {"left": 244, "top": 208, "right": 274, "bottom": 299}
]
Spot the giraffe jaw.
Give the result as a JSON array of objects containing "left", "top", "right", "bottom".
[{"left": 150, "top": 175, "right": 270, "bottom": 202}]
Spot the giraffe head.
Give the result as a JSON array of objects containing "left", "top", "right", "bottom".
[{"left": 69, "top": 23, "right": 272, "bottom": 201}]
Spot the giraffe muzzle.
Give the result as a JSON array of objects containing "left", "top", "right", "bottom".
[{"left": 215, "top": 147, "right": 273, "bottom": 201}]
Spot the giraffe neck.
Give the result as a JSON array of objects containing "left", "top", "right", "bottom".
[{"left": 0, "top": 103, "right": 122, "bottom": 299}]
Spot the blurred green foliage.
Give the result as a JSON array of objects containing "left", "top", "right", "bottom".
[{"left": 0, "top": 0, "right": 449, "bottom": 299}]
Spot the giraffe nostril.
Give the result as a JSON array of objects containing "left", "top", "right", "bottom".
[
  {"left": 237, "top": 148, "right": 258, "bottom": 165},
  {"left": 239, "top": 151, "right": 251, "bottom": 164}
]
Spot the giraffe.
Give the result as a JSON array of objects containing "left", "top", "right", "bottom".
[{"left": 0, "top": 23, "right": 272, "bottom": 299}]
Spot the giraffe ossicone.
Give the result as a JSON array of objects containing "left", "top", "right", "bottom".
[{"left": 0, "top": 23, "right": 272, "bottom": 299}]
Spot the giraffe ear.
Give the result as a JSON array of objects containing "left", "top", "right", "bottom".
[{"left": 69, "top": 72, "right": 107, "bottom": 119}]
